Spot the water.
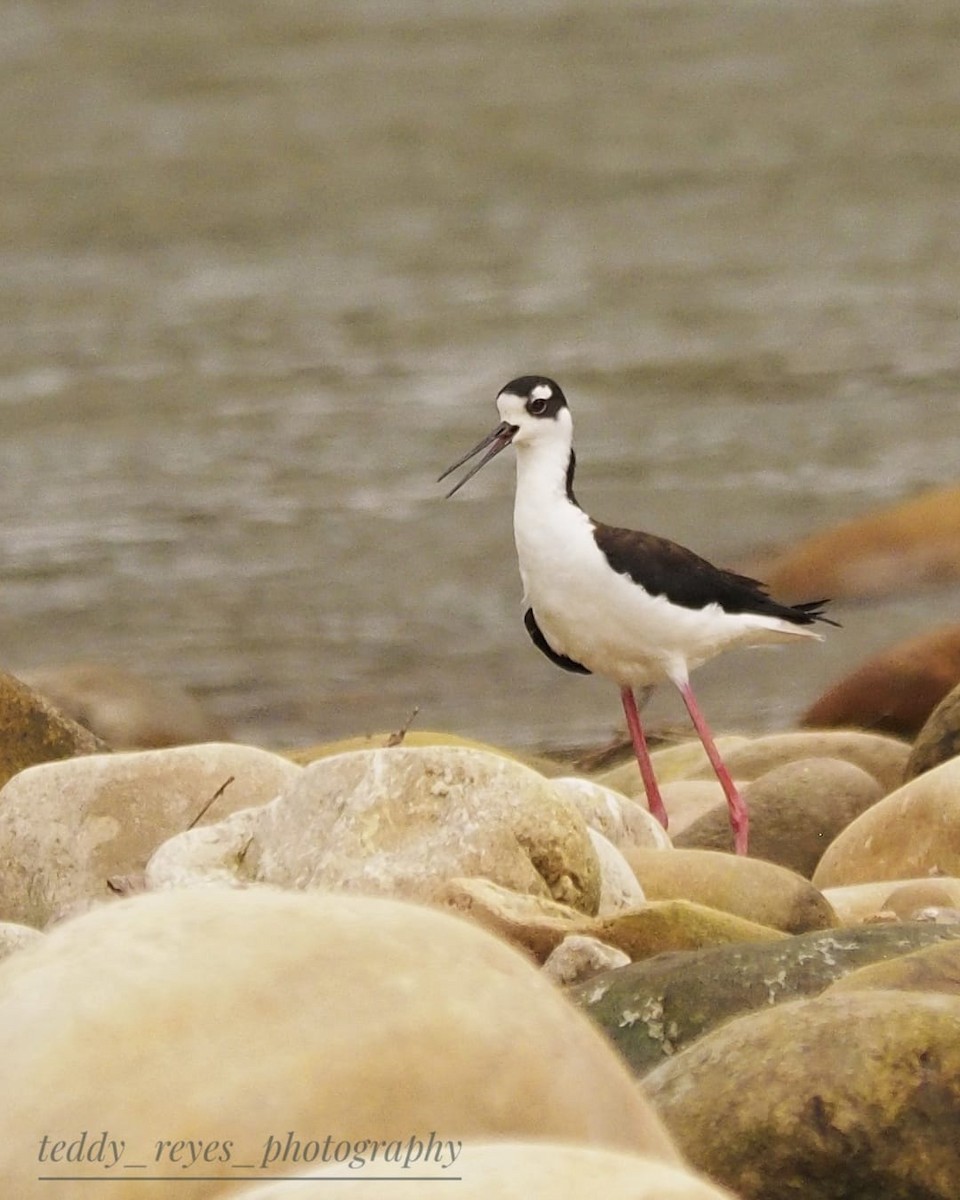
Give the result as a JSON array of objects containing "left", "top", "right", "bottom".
[{"left": 2, "top": 0, "right": 959, "bottom": 751}]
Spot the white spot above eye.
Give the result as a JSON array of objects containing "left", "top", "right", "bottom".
[{"left": 531, "top": 383, "right": 553, "bottom": 402}]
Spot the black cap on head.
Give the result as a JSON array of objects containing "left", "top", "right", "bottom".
[{"left": 498, "top": 376, "right": 568, "bottom": 419}]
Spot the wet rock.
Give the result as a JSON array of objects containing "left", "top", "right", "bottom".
[
  {"left": 827, "top": 937, "right": 960, "bottom": 997},
  {"left": 569, "top": 922, "right": 960, "bottom": 1077},
  {"left": 543, "top": 935, "right": 631, "bottom": 985},
  {"left": 748, "top": 483, "right": 960, "bottom": 601},
  {"left": 439, "top": 877, "right": 783, "bottom": 963},
  {"left": 646, "top": 988, "right": 960, "bottom": 1199},
  {"left": 17, "top": 661, "right": 227, "bottom": 750},
  {"left": 230, "top": 1142, "right": 737, "bottom": 1199},
  {"left": 150, "top": 747, "right": 602, "bottom": 914},
  {"left": 0, "top": 669, "right": 105, "bottom": 791},
  {"left": 624, "top": 847, "right": 837, "bottom": 933},
  {"left": 675, "top": 757, "right": 883, "bottom": 876},
  {"left": 802, "top": 624, "right": 960, "bottom": 738},
  {"left": 0, "top": 888, "right": 680, "bottom": 1199},
  {"left": 905, "top": 678, "right": 960, "bottom": 780},
  {"left": 813, "top": 757, "right": 960, "bottom": 887},
  {"left": 549, "top": 776, "right": 672, "bottom": 852},
  {"left": 0, "top": 921, "right": 43, "bottom": 963},
  {"left": 684, "top": 730, "right": 908, "bottom": 793},
  {"left": 0, "top": 743, "right": 301, "bottom": 927}
]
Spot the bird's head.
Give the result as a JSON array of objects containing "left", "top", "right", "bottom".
[{"left": 439, "top": 376, "right": 572, "bottom": 497}]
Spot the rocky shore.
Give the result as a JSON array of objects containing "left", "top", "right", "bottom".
[{"left": 3, "top": 663, "right": 960, "bottom": 1198}]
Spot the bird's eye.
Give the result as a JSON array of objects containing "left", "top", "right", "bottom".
[{"left": 528, "top": 396, "right": 548, "bottom": 415}]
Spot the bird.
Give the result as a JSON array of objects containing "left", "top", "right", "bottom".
[{"left": 438, "top": 376, "right": 838, "bottom": 856}]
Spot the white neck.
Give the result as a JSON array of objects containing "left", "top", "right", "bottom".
[{"left": 511, "top": 408, "right": 577, "bottom": 510}]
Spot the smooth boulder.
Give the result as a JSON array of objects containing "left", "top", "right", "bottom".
[
  {"left": 675, "top": 757, "right": 882, "bottom": 876},
  {"left": 624, "top": 847, "right": 837, "bottom": 933},
  {"left": 747, "top": 483, "right": 960, "bottom": 601},
  {"left": 646, "top": 989, "right": 960, "bottom": 1198},
  {"left": 0, "top": 743, "right": 302, "bottom": 926},
  {"left": 905, "top": 677, "right": 960, "bottom": 780},
  {"left": 683, "top": 730, "right": 908, "bottom": 793},
  {"left": 0, "top": 888, "right": 680, "bottom": 1200},
  {"left": 813, "top": 757, "right": 960, "bottom": 887},
  {"left": 17, "top": 661, "right": 227, "bottom": 749},
  {"left": 802, "top": 624, "right": 960, "bottom": 738},
  {"left": 147, "top": 746, "right": 602, "bottom": 915},
  {"left": 440, "top": 876, "right": 783, "bottom": 963},
  {"left": 229, "top": 1142, "right": 737, "bottom": 1198},
  {"left": 570, "top": 921, "right": 960, "bottom": 1076},
  {"left": 0, "top": 669, "right": 105, "bottom": 791}
]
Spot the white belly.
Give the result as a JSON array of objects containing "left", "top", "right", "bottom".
[{"left": 515, "top": 503, "right": 818, "bottom": 688}]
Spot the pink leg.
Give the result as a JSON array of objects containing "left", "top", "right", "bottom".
[
  {"left": 676, "top": 679, "right": 749, "bottom": 856},
  {"left": 620, "top": 686, "right": 669, "bottom": 830}
]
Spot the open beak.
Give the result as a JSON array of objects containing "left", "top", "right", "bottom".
[{"left": 438, "top": 421, "right": 517, "bottom": 498}]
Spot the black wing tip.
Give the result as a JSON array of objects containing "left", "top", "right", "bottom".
[{"left": 791, "top": 599, "right": 842, "bottom": 628}]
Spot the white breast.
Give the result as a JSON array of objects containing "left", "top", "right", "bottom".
[{"left": 512, "top": 455, "right": 819, "bottom": 689}]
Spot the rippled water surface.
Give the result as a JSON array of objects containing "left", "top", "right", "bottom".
[{"left": 3, "top": 1, "right": 960, "bottom": 749}]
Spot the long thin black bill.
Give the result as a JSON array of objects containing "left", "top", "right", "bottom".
[{"left": 438, "top": 421, "right": 517, "bottom": 498}]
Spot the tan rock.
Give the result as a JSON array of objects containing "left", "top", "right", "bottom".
[
  {"left": 439, "top": 877, "right": 589, "bottom": 961},
  {"left": 0, "top": 921, "right": 43, "bottom": 962},
  {"left": 0, "top": 743, "right": 302, "bottom": 926},
  {"left": 906, "top": 678, "right": 960, "bottom": 780},
  {"left": 543, "top": 935, "right": 631, "bottom": 985},
  {"left": 0, "top": 668, "right": 105, "bottom": 791},
  {"left": 597, "top": 737, "right": 749, "bottom": 796},
  {"left": 0, "top": 888, "right": 680, "bottom": 1199},
  {"left": 549, "top": 776, "right": 672, "bottom": 852},
  {"left": 826, "top": 937, "right": 960, "bottom": 996},
  {"left": 147, "top": 747, "right": 602, "bottom": 915},
  {"left": 802, "top": 625, "right": 960, "bottom": 738},
  {"left": 229, "top": 1142, "right": 737, "bottom": 1199},
  {"left": 624, "top": 847, "right": 837, "bottom": 933},
  {"left": 685, "top": 730, "right": 909, "bottom": 793},
  {"left": 439, "top": 877, "right": 783, "bottom": 963},
  {"left": 17, "top": 662, "right": 227, "bottom": 750},
  {"left": 748, "top": 483, "right": 960, "bottom": 601},
  {"left": 590, "top": 901, "right": 785, "bottom": 960},
  {"left": 813, "top": 757, "right": 960, "bottom": 888},
  {"left": 646, "top": 989, "right": 960, "bottom": 1197},
  {"left": 287, "top": 730, "right": 565, "bottom": 777},
  {"left": 675, "top": 757, "right": 883, "bottom": 877},
  {"left": 658, "top": 781, "right": 729, "bottom": 837},
  {"left": 823, "top": 878, "right": 960, "bottom": 925},
  {"left": 587, "top": 829, "right": 647, "bottom": 915},
  {"left": 885, "top": 879, "right": 960, "bottom": 920}
]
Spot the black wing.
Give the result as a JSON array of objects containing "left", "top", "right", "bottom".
[
  {"left": 592, "top": 523, "right": 839, "bottom": 628},
  {"left": 523, "top": 608, "right": 592, "bottom": 674}
]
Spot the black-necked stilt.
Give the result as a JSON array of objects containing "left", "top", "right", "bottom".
[{"left": 439, "top": 376, "right": 838, "bottom": 856}]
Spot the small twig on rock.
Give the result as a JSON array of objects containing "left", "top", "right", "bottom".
[
  {"left": 387, "top": 705, "right": 420, "bottom": 747},
  {"left": 186, "top": 775, "right": 235, "bottom": 831}
]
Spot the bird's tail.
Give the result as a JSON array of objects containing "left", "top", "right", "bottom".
[{"left": 791, "top": 599, "right": 841, "bottom": 628}]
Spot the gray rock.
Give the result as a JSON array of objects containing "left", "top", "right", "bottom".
[{"left": 569, "top": 921, "right": 960, "bottom": 1076}]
